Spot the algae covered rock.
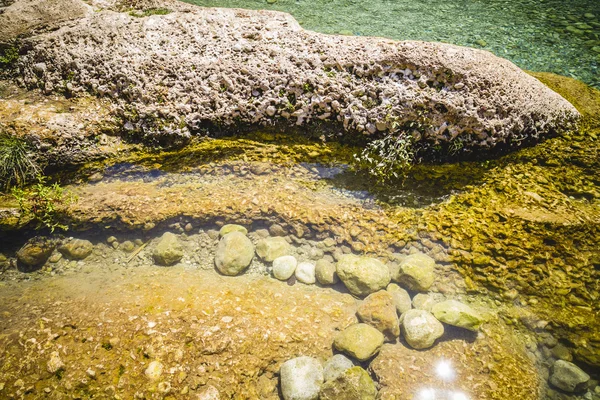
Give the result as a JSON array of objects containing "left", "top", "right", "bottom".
[
  {"left": 401, "top": 309, "right": 444, "bottom": 349},
  {"left": 386, "top": 283, "right": 412, "bottom": 315},
  {"left": 153, "top": 232, "right": 184, "bottom": 266},
  {"left": 333, "top": 323, "right": 385, "bottom": 361},
  {"left": 280, "top": 356, "right": 323, "bottom": 400},
  {"left": 549, "top": 360, "right": 590, "bottom": 393},
  {"left": 219, "top": 224, "right": 247, "bottom": 237},
  {"left": 272, "top": 255, "right": 297, "bottom": 281},
  {"left": 323, "top": 354, "right": 354, "bottom": 382},
  {"left": 315, "top": 259, "right": 339, "bottom": 285},
  {"left": 336, "top": 255, "right": 391, "bottom": 297},
  {"left": 319, "top": 366, "right": 377, "bottom": 400},
  {"left": 16, "top": 237, "right": 55, "bottom": 270},
  {"left": 59, "top": 238, "right": 94, "bottom": 260},
  {"left": 215, "top": 232, "right": 254, "bottom": 275},
  {"left": 256, "top": 237, "right": 290, "bottom": 262},
  {"left": 356, "top": 290, "right": 400, "bottom": 341},
  {"left": 412, "top": 293, "right": 440, "bottom": 312},
  {"left": 431, "top": 300, "right": 484, "bottom": 331},
  {"left": 393, "top": 253, "right": 436, "bottom": 292}
]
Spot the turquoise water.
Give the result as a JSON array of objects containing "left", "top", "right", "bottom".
[{"left": 186, "top": 0, "right": 600, "bottom": 89}]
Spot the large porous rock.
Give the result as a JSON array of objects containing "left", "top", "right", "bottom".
[
  {"left": 336, "top": 255, "right": 391, "bottom": 297},
  {"left": 333, "top": 323, "right": 385, "bottom": 361},
  {"left": 323, "top": 354, "right": 354, "bottom": 383},
  {"left": 400, "top": 309, "right": 444, "bottom": 350},
  {"left": 549, "top": 360, "right": 590, "bottom": 393},
  {"left": 153, "top": 232, "right": 184, "bottom": 266},
  {"left": 319, "top": 366, "right": 377, "bottom": 400},
  {"left": 215, "top": 232, "right": 255, "bottom": 276},
  {"left": 386, "top": 283, "right": 412, "bottom": 315},
  {"left": 356, "top": 290, "right": 400, "bottom": 341},
  {"left": 15, "top": 1, "right": 579, "bottom": 154},
  {"left": 256, "top": 237, "right": 291, "bottom": 262},
  {"left": 393, "top": 253, "right": 436, "bottom": 292},
  {"left": 16, "top": 237, "right": 55, "bottom": 270},
  {"left": 431, "top": 300, "right": 485, "bottom": 331},
  {"left": 58, "top": 238, "right": 93, "bottom": 260},
  {"left": 279, "top": 356, "right": 323, "bottom": 400}
]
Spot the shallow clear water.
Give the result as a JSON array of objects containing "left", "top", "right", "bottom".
[{"left": 186, "top": 0, "right": 600, "bottom": 89}]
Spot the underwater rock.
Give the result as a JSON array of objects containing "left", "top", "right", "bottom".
[
  {"left": 256, "top": 237, "right": 290, "bottom": 262},
  {"left": 295, "top": 261, "right": 316, "bottom": 284},
  {"left": 196, "top": 385, "right": 220, "bottom": 399},
  {"left": 333, "top": 323, "right": 385, "bottom": 361},
  {"left": 412, "top": 293, "right": 441, "bottom": 312},
  {"left": 393, "top": 253, "right": 436, "bottom": 292},
  {"left": 356, "top": 290, "right": 400, "bottom": 341},
  {"left": 58, "top": 238, "right": 93, "bottom": 260},
  {"left": 153, "top": 232, "right": 184, "bottom": 266},
  {"left": 144, "top": 360, "right": 164, "bottom": 381},
  {"left": 386, "top": 283, "right": 412, "bottom": 315},
  {"left": 272, "top": 255, "right": 298, "bottom": 281},
  {"left": 215, "top": 232, "right": 255, "bottom": 275},
  {"left": 431, "top": 300, "right": 485, "bottom": 331},
  {"left": 11, "top": 0, "right": 579, "bottom": 153},
  {"left": 400, "top": 309, "right": 444, "bottom": 349},
  {"left": 119, "top": 240, "right": 136, "bottom": 252},
  {"left": 315, "top": 259, "right": 339, "bottom": 285},
  {"left": 323, "top": 354, "right": 354, "bottom": 382},
  {"left": 279, "top": 356, "right": 324, "bottom": 400},
  {"left": 16, "top": 237, "right": 55, "bottom": 270},
  {"left": 336, "top": 255, "right": 391, "bottom": 297},
  {"left": 549, "top": 360, "right": 590, "bottom": 393},
  {"left": 47, "top": 351, "right": 65, "bottom": 374},
  {"left": 219, "top": 224, "right": 248, "bottom": 237},
  {"left": 319, "top": 366, "right": 377, "bottom": 400}
]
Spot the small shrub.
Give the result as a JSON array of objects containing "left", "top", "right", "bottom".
[
  {"left": 12, "top": 176, "right": 76, "bottom": 233},
  {"left": 354, "top": 132, "right": 415, "bottom": 182},
  {"left": 0, "top": 134, "right": 41, "bottom": 191},
  {"left": 0, "top": 42, "right": 19, "bottom": 69}
]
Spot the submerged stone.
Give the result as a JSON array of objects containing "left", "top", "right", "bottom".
[
  {"left": 16, "top": 237, "right": 55, "bottom": 270},
  {"left": 549, "top": 360, "right": 590, "bottom": 393},
  {"left": 356, "top": 290, "right": 400, "bottom": 341},
  {"left": 315, "top": 259, "right": 338, "bottom": 285},
  {"left": 323, "top": 354, "right": 354, "bottom": 382},
  {"left": 319, "top": 366, "right": 377, "bottom": 400},
  {"left": 59, "top": 238, "right": 94, "bottom": 260},
  {"left": 333, "top": 323, "right": 385, "bottom": 361},
  {"left": 431, "top": 300, "right": 485, "bottom": 331},
  {"left": 219, "top": 224, "right": 248, "bottom": 237},
  {"left": 393, "top": 253, "right": 436, "bottom": 292},
  {"left": 145, "top": 360, "right": 164, "bottom": 381},
  {"left": 256, "top": 237, "right": 290, "bottom": 262},
  {"left": 386, "top": 283, "right": 412, "bottom": 315},
  {"left": 215, "top": 232, "right": 255, "bottom": 276},
  {"left": 272, "top": 255, "right": 297, "bottom": 281},
  {"left": 401, "top": 309, "right": 444, "bottom": 349},
  {"left": 153, "top": 232, "right": 184, "bottom": 266},
  {"left": 280, "top": 356, "right": 323, "bottom": 400},
  {"left": 295, "top": 261, "right": 316, "bottom": 284},
  {"left": 336, "top": 255, "right": 391, "bottom": 297}
]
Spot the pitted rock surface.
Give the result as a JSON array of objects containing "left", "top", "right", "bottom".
[{"left": 13, "top": 0, "right": 579, "bottom": 152}]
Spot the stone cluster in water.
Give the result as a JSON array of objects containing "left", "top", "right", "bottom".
[{"left": 6, "top": 222, "right": 595, "bottom": 399}]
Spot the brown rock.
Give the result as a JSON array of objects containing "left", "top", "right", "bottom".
[{"left": 356, "top": 291, "right": 400, "bottom": 341}]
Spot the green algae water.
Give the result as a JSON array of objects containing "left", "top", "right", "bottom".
[{"left": 187, "top": 0, "right": 600, "bottom": 89}]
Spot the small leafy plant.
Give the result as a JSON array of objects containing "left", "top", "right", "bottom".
[
  {"left": 354, "top": 132, "right": 415, "bottom": 182},
  {"left": 0, "top": 134, "right": 41, "bottom": 191},
  {"left": 12, "top": 176, "right": 76, "bottom": 232}
]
